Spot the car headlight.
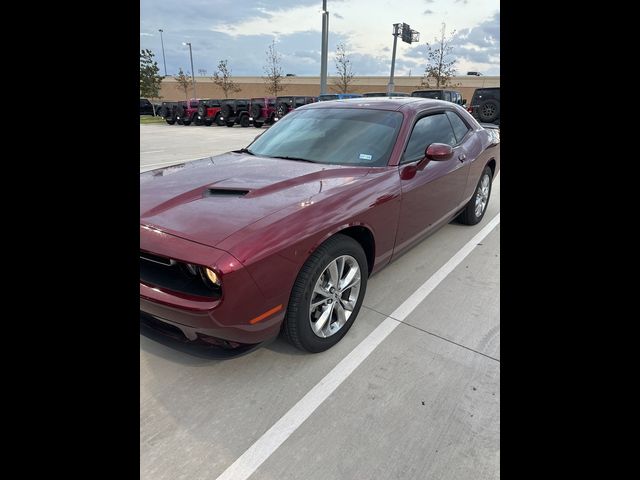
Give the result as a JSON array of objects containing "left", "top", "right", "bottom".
[{"left": 201, "top": 267, "right": 221, "bottom": 287}]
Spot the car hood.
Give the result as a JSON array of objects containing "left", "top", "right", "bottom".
[{"left": 140, "top": 153, "right": 371, "bottom": 247}]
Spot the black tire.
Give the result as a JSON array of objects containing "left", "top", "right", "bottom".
[
  {"left": 182, "top": 119, "right": 192, "bottom": 126},
  {"left": 240, "top": 115, "right": 250, "bottom": 127},
  {"left": 276, "top": 102, "right": 288, "bottom": 118},
  {"left": 283, "top": 234, "right": 368, "bottom": 353},
  {"left": 204, "top": 119, "right": 212, "bottom": 126},
  {"left": 457, "top": 166, "right": 493, "bottom": 225},
  {"left": 250, "top": 103, "right": 262, "bottom": 119},
  {"left": 215, "top": 114, "right": 225, "bottom": 126},
  {"left": 254, "top": 121, "right": 264, "bottom": 128},
  {"left": 177, "top": 118, "right": 184, "bottom": 125},
  {"left": 221, "top": 104, "right": 233, "bottom": 118},
  {"left": 478, "top": 99, "right": 499, "bottom": 123},
  {"left": 226, "top": 122, "right": 234, "bottom": 127},
  {"left": 165, "top": 119, "right": 175, "bottom": 125}
]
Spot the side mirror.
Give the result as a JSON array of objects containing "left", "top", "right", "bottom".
[{"left": 425, "top": 143, "right": 454, "bottom": 161}]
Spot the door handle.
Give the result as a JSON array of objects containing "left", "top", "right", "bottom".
[{"left": 458, "top": 154, "right": 466, "bottom": 162}]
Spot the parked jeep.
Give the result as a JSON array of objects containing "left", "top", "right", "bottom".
[
  {"left": 249, "top": 97, "right": 277, "bottom": 128},
  {"left": 362, "top": 92, "right": 410, "bottom": 97},
  {"left": 317, "top": 93, "right": 363, "bottom": 101},
  {"left": 274, "top": 96, "right": 317, "bottom": 121},
  {"left": 468, "top": 87, "right": 500, "bottom": 125},
  {"left": 219, "top": 99, "right": 251, "bottom": 127},
  {"left": 411, "top": 89, "right": 465, "bottom": 105},
  {"left": 196, "top": 99, "right": 223, "bottom": 126},
  {"left": 157, "top": 101, "right": 186, "bottom": 125},
  {"left": 174, "top": 98, "right": 201, "bottom": 125}
]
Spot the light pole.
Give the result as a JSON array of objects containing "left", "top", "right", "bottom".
[
  {"left": 319, "top": 0, "right": 329, "bottom": 95},
  {"left": 158, "top": 29, "right": 167, "bottom": 76},
  {"left": 387, "top": 23, "right": 400, "bottom": 95},
  {"left": 387, "top": 23, "right": 419, "bottom": 95},
  {"left": 183, "top": 42, "right": 197, "bottom": 100}
]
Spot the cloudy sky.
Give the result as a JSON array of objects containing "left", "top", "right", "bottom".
[{"left": 140, "top": 0, "right": 499, "bottom": 78}]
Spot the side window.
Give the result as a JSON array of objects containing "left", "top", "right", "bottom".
[
  {"left": 443, "top": 91, "right": 451, "bottom": 102},
  {"left": 402, "top": 113, "right": 457, "bottom": 163},
  {"left": 445, "top": 111, "right": 471, "bottom": 144},
  {"left": 295, "top": 97, "right": 306, "bottom": 107}
]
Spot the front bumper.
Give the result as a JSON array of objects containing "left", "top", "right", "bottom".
[{"left": 140, "top": 226, "right": 286, "bottom": 345}]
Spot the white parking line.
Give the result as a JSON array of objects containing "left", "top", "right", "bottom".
[{"left": 215, "top": 213, "right": 501, "bottom": 480}]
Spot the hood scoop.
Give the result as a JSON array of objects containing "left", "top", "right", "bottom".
[{"left": 204, "top": 188, "right": 250, "bottom": 197}]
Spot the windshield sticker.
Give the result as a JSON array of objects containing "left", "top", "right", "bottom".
[{"left": 359, "top": 154, "right": 372, "bottom": 160}]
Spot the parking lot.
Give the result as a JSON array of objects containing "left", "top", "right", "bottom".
[{"left": 140, "top": 123, "right": 500, "bottom": 480}]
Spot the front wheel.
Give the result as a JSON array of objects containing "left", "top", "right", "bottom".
[
  {"left": 457, "top": 166, "right": 493, "bottom": 225},
  {"left": 165, "top": 119, "right": 175, "bottom": 125},
  {"left": 283, "top": 234, "right": 368, "bottom": 353},
  {"left": 240, "top": 115, "right": 250, "bottom": 127}
]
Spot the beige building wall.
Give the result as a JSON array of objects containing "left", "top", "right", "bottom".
[{"left": 158, "top": 76, "right": 500, "bottom": 103}]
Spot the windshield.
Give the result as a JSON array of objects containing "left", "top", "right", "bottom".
[{"left": 248, "top": 108, "right": 403, "bottom": 167}]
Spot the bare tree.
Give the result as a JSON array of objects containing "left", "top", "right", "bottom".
[
  {"left": 331, "top": 43, "right": 355, "bottom": 93},
  {"left": 419, "top": 23, "right": 459, "bottom": 88},
  {"left": 174, "top": 68, "right": 193, "bottom": 101},
  {"left": 212, "top": 60, "right": 241, "bottom": 99},
  {"left": 263, "top": 40, "right": 283, "bottom": 97}
]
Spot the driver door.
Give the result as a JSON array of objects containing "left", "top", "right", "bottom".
[{"left": 393, "top": 111, "right": 471, "bottom": 254}]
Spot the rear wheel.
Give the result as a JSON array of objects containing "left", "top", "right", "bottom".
[
  {"left": 165, "top": 119, "right": 175, "bottom": 125},
  {"left": 457, "top": 166, "right": 493, "bottom": 225},
  {"left": 254, "top": 121, "right": 264, "bottom": 128},
  {"left": 215, "top": 114, "right": 225, "bottom": 126},
  {"left": 283, "top": 234, "right": 368, "bottom": 353},
  {"left": 226, "top": 122, "right": 234, "bottom": 127},
  {"left": 240, "top": 115, "right": 250, "bottom": 127},
  {"left": 182, "top": 118, "right": 192, "bottom": 126},
  {"left": 204, "top": 119, "right": 212, "bottom": 126}
]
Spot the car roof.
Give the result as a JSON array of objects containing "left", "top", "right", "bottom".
[{"left": 302, "top": 96, "right": 452, "bottom": 113}]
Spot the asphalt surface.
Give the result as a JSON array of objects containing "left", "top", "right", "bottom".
[{"left": 140, "top": 122, "right": 500, "bottom": 480}]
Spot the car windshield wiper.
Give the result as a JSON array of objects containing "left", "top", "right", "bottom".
[
  {"left": 268, "top": 155, "right": 316, "bottom": 163},
  {"left": 234, "top": 147, "right": 255, "bottom": 155}
]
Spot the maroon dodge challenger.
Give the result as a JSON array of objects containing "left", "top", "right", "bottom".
[{"left": 140, "top": 98, "right": 500, "bottom": 353}]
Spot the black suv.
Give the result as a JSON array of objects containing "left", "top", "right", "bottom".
[
  {"left": 274, "top": 96, "right": 317, "bottom": 121},
  {"left": 468, "top": 87, "right": 500, "bottom": 125},
  {"left": 411, "top": 89, "right": 465, "bottom": 105},
  {"left": 140, "top": 98, "right": 155, "bottom": 115},
  {"left": 219, "top": 99, "right": 251, "bottom": 127},
  {"left": 157, "top": 101, "right": 185, "bottom": 125}
]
